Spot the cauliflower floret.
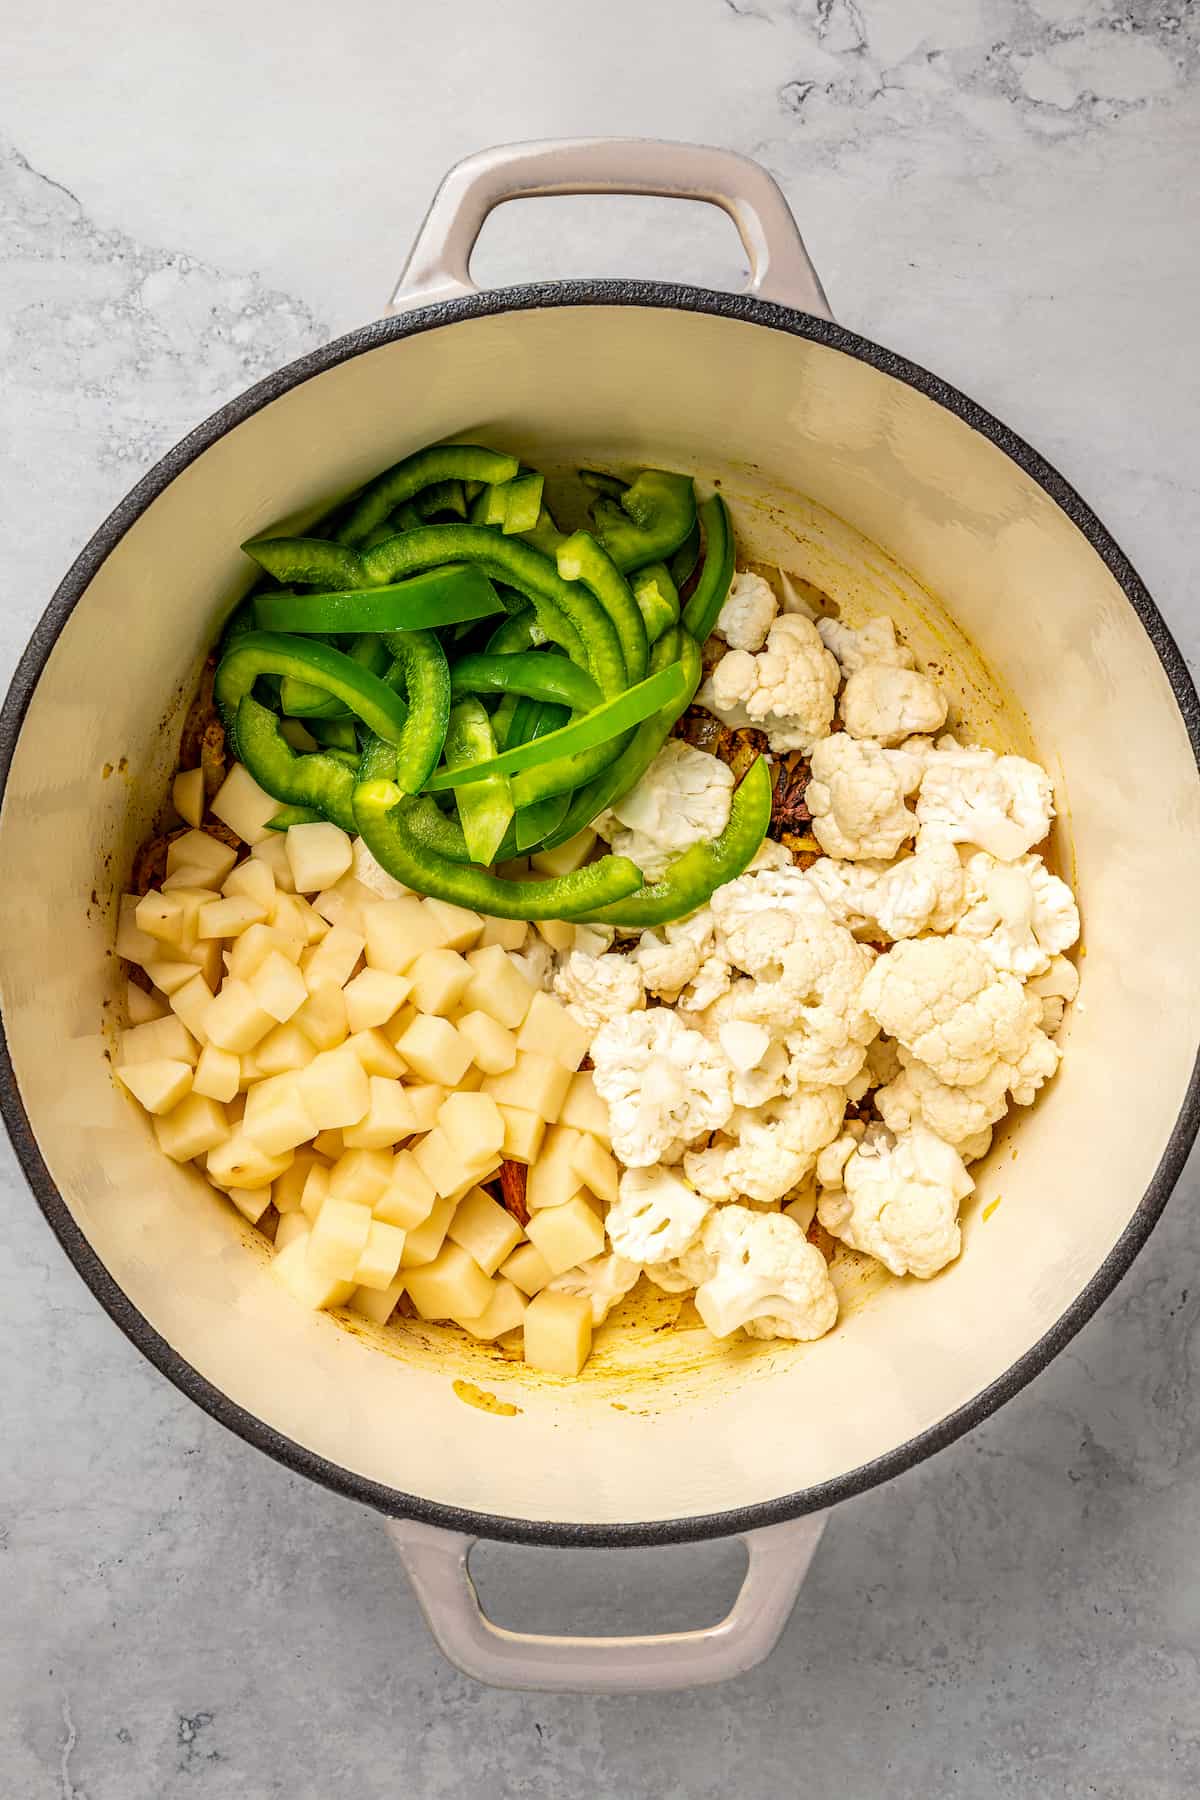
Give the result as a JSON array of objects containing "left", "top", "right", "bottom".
[
  {"left": 841, "top": 664, "right": 949, "bottom": 747},
  {"left": 690, "top": 1205, "right": 839, "bottom": 1341},
  {"left": 915, "top": 745, "right": 1054, "bottom": 861},
  {"left": 594, "top": 740, "right": 734, "bottom": 884},
  {"left": 708, "top": 861, "right": 829, "bottom": 973},
  {"left": 548, "top": 1253, "right": 641, "bottom": 1324},
  {"left": 749, "top": 837, "right": 795, "bottom": 872},
  {"left": 715, "top": 1020, "right": 788, "bottom": 1108},
  {"left": 864, "top": 1034, "right": 903, "bottom": 1089},
  {"left": 683, "top": 1084, "right": 847, "bottom": 1205},
  {"left": 554, "top": 950, "right": 646, "bottom": 1034},
  {"left": 509, "top": 938, "right": 555, "bottom": 992},
  {"left": 817, "top": 615, "right": 915, "bottom": 676},
  {"left": 1028, "top": 953, "right": 1080, "bottom": 1035},
  {"left": 953, "top": 852, "right": 1080, "bottom": 978},
  {"left": 859, "top": 936, "right": 1040, "bottom": 1088},
  {"left": 806, "top": 734, "right": 919, "bottom": 861},
  {"left": 817, "top": 1124, "right": 973, "bottom": 1280},
  {"left": 606, "top": 1166, "right": 711, "bottom": 1264},
  {"left": 807, "top": 840, "right": 966, "bottom": 940},
  {"left": 700, "top": 614, "right": 840, "bottom": 753},
  {"left": 958, "top": 1125, "right": 994, "bottom": 1163},
  {"left": 591, "top": 1009, "right": 735, "bottom": 1166},
  {"left": 877, "top": 1014, "right": 1060, "bottom": 1143},
  {"left": 635, "top": 908, "right": 731, "bottom": 1013},
  {"left": 716, "top": 571, "right": 779, "bottom": 652}
]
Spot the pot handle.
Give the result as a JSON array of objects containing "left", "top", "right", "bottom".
[
  {"left": 385, "top": 1511, "right": 828, "bottom": 1693},
  {"left": 388, "top": 138, "right": 832, "bottom": 320}
]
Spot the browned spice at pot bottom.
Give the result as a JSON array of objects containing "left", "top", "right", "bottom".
[
  {"left": 498, "top": 1160, "right": 529, "bottom": 1227},
  {"left": 131, "top": 657, "right": 237, "bottom": 893}
]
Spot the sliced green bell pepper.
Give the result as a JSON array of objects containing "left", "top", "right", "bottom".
[
  {"left": 518, "top": 506, "right": 568, "bottom": 559},
  {"left": 578, "top": 468, "right": 626, "bottom": 499},
  {"left": 681, "top": 494, "right": 735, "bottom": 643},
  {"left": 630, "top": 562, "right": 680, "bottom": 645},
  {"left": 669, "top": 521, "right": 702, "bottom": 589},
  {"left": 556, "top": 531, "right": 647, "bottom": 684},
  {"left": 444, "top": 699, "right": 515, "bottom": 865},
  {"left": 448, "top": 651, "right": 601, "bottom": 712},
  {"left": 253, "top": 564, "right": 504, "bottom": 634},
  {"left": 233, "top": 695, "right": 357, "bottom": 833},
  {"left": 241, "top": 537, "right": 365, "bottom": 591},
  {"left": 412, "top": 479, "right": 467, "bottom": 520},
  {"left": 378, "top": 628, "right": 450, "bottom": 793},
  {"left": 216, "top": 631, "right": 411, "bottom": 745},
  {"left": 591, "top": 470, "right": 696, "bottom": 573},
  {"left": 337, "top": 445, "right": 520, "bottom": 547}
]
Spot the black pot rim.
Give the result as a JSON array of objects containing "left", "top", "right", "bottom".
[{"left": 2, "top": 279, "right": 1198, "bottom": 1549}]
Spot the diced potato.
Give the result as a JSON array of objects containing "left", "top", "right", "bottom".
[
  {"left": 394, "top": 1014, "right": 471, "bottom": 1086},
  {"left": 116, "top": 895, "right": 160, "bottom": 967},
  {"left": 572, "top": 925, "right": 611, "bottom": 959},
  {"left": 275, "top": 1211, "right": 312, "bottom": 1252},
  {"left": 387, "top": 1004, "right": 418, "bottom": 1048},
  {"left": 534, "top": 918, "right": 575, "bottom": 953},
  {"left": 315, "top": 873, "right": 377, "bottom": 930},
  {"left": 483, "top": 1052, "right": 571, "bottom": 1123},
  {"left": 526, "top": 1125, "right": 586, "bottom": 1212},
  {"left": 343, "top": 967, "right": 412, "bottom": 1033},
  {"left": 273, "top": 891, "right": 328, "bottom": 945},
  {"left": 454, "top": 1010, "right": 517, "bottom": 1076},
  {"left": 205, "top": 977, "right": 276, "bottom": 1053},
  {"left": 186, "top": 939, "right": 225, "bottom": 991},
  {"left": 307, "top": 1194, "right": 373, "bottom": 1280},
  {"left": 342, "top": 1077, "right": 417, "bottom": 1150},
  {"left": 558, "top": 1069, "right": 611, "bottom": 1144},
  {"left": 241, "top": 1073, "right": 319, "bottom": 1156},
  {"left": 353, "top": 1220, "right": 407, "bottom": 1290},
  {"left": 227, "top": 923, "right": 303, "bottom": 982},
  {"left": 349, "top": 1270, "right": 407, "bottom": 1324},
  {"left": 404, "top": 1085, "right": 445, "bottom": 1134},
  {"left": 254, "top": 1021, "right": 317, "bottom": 1078},
  {"left": 271, "top": 1234, "right": 354, "bottom": 1310},
  {"left": 454, "top": 1276, "right": 528, "bottom": 1341},
  {"left": 153, "top": 1092, "right": 230, "bottom": 1161},
  {"left": 192, "top": 1044, "right": 241, "bottom": 1104},
  {"left": 409, "top": 947, "right": 473, "bottom": 1017},
  {"left": 237, "top": 1048, "right": 266, "bottom": 1091},
  {"left": 300, "top": 1161, "right": 331, "bottom": 1221},
  {"left": 170, "top": 972, "right": 215, "bottom": 1045},
  {"left": 126, "top": 978, "right": 167, "bottom": 1025},
  {"left": 160, "top": 866, "right": 220, "bottom": 898},
  {"left": 329, "top": 1147, "right": 394, "bottom": 1210},
  {"left": 516, "top": 991, "right": 591, "bottom": 1071},
  {"left": 411, "top": 1127, "right": 496, "bottom": 1200},
  {"left": 137, "top": 890, "right": 188, "bottom": 950},
  {"left": 498, "top": 1105, "right": 546, "bottom": 1166},
  {"left": 301, "top": 923, "right": 365, "bottom": 992},
  {"left": 524, "top": 1193, "right": 606, "bottom": 1275},
  {"left": 167, "top": 830, "right": 240, "bottom": 884},
  {"left": 570, "top": 1132, "right": 619, "bottom": 1205},
  {"left": 286, "top": 821, "right": 354, "bottom": 894},
  {"left": 143, "top": 958, "right": 200, "bottom": 997},
  {"left": 399, "top": 1195, "right": 457, "bottom": 1267},
  {"left": 461, "top": 944, "right": 536, "bottom": 1028},
  {"left": 301, "top": 1045, "right": 370, "bottom": 1131},
  {"left": 531, "top": 829, "right": 598, "bottom": 879},
  {"left": 344, "top": 1028, "right": 406, "bottom": 1079},
  {"left": 523, "top": 1289, "right": 593, "bottom": 1376},
  {"left": 228, "top": 1184, "right": 272, "bottom": 1225},
  {"left": 500, "top": 1242, "right": 554, "bottom": 1297},
  {"left": 221, "top": 857, "right": 276, "bottom": 914},
  {"left": 404, "top": 1242, "right": 493, "bottom": 1321},
  {"left": 211, "top": 763, "right": 281, "bottom": 846},
  {"left": 457, "top": 1065, "right": 484, "bottom": 1092},
  {"left": 197, "top": 895, "right": 269, "bottom": 939},
  {"left": 447, "top": 1186, "right": 524, "bottom": 1276},
  {"left": 250, "top": 832, "right": 296, "bottom": 892},
  {"left": 374, "top": 1150, "right": 438, "bottom": 1230},
  {"left": 364, "top": 896, "right": 450, "bottom": 974},
  {"left": 293, "top": 982, "right": 349, "bottom": 1051},
  {"left": 438, "top": 1090, "right": 505, "bottom": 1157},
  {"left": 273, "top": 1149, "right": 325, "bottom": 1214},
  {"left": 172, "top": 767, "right": 206, "bottom": 829},
  {"left": 208, "top": 1131, "right": 293, "bottom": 1191},
  {"left": 250, "top": 950, "right": 308, "bottom": 1024},
  {"left": 478, "top": 915, "right": 527, "bottom": 951},
  {"left": 351, "top": 836, "right": 410, "bottom": 901},
  {"left": 421, "top": 898, "right": 484, "bottom": 951},
  {"left": 312, "top": 1128, "right": 344, "bottom": 1161},
  {"left": 114, "top": 1057, "right": 193, "bottom": 1115},
  {"left": 119, "top": 1014, "right": 198, "bottom": 1067}
]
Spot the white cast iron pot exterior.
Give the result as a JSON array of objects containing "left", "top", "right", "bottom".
[{"left": 1, "top": 142, "right": 1197, "bottom": 1691}]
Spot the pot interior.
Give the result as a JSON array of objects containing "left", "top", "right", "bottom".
[{"left": 2, "top": 300, "right": 1197, "bottom": 1531}]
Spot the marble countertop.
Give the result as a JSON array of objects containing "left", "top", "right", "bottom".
[{"left": 2, "top": 2, "right": 1198, "bottom": 1794}]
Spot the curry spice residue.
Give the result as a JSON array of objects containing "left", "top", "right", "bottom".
[{"left": 452, "top": 1379, "right": 521, "bottom": 1418}]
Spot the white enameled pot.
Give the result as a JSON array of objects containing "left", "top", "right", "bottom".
[{"left": 2, "top": 141, "right": 1197, "bottom": 1693}]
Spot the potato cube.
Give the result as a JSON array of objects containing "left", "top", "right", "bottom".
[
  {"left": 286, "top": 821, "right": 354, "bottom": 894},
  {"left": 498, "top": 1105, "right": 546, "bottom": 1166},
  {"left": 394, "top": 1014, "right": 471, "bottom": 1086},
  {"left": 483, "top": 1052, "right": 571, "bottom": 1123},
  {"left": 251, "top": 833, "right": 296, "bottom": 893},
  {"left": 307, "top": 1194, "right": 372, "bottom": 1280},
  {"left": 153, "top": 1092, "right": 230, "bottom": 1162},
  {"left": 250, "top": 950, "right": 308, "bottom": 1023},
  {"left": 312, "top": 1128, "right": 344, "bottom": 1161},
  {"left": 192, "top": 1044, "right": 241, "bottom": 1104},
  {"left": 273, "top": 1149, "right": 325, "bottom": 1214},
  {"left": 526, "top": 1125, "right": 586, "bottom": 1212},
  {"left": 523, "top": 1289, "right": 593, "bottom": 1376},
  {"left": 170, "top": 972, "right": 215, "bottom": 1045},
  {"left": 405, "top": 1242, "right": 494, "bottom": 1321},
  {"left": 516, "top": 991, "right": 591, "bottom": 1071},
  {"left": 186, "top": 940, "right": 225, "bottom": 992},
  {"left": 344, "top": 1029, "right": 406, "bottom": 1079},
  {"left": 404, "top": 1085, "right": 445, "bottom": 1133},
  {"left": 114, "top": 1057, "right": 193, "bottom": 1115},
  {"left": 273, "top": 1211, "right": 309, "bottom": 1250},
  {"left": 409, "top": 947, "right": 473, "bottom": 1017},
  {"left": 222, "top": 856, "right": 275, "bottom": 912},
  {"left": 524, "top": 1193, "right": 606, "bottom": 1275},
  {"left": 136, "top": 890, "right": 185, "bottom": 948},
  {"left": 126, "top": 978, "right": 167, "bottom": 1025},
  {"left": 271, "top": 1234, "right": 354, "bottom": 1310},
  {"left": 205, "top": 977, "right": 275, "bottom": 1053},
  {"left": 172, "top": 767, "right": 205, "bottom": 829},
  {"left": 116, "top": 895, "right": 161, "bottom": 967},
  {"left": 455, "top": 1010, "right": 517, "bottom": 1076},
  {"left": 399, "top": 1195, "right": 457, "bottom": 1267},
  {"left": 534, "top": 918, "right": 575, "bottom": 953},
  {"left": 438, "top": 1090, "right": 505, "bottom": 1158},
  {"left": 344, "top": 968, "right": 412, "bottom": 1033},
  {"left": 293, "top": 981, "right": 349, "bottom": 1051},
  {"left": 273, "top": 891, "right": 328, "bottom": 945},
  {"left": 241, "top": 1074, "right": 318, "bottom": 1156},
  {"left": 353, "top": 1220, "right": 407, "bottom": 1290},
  {"left": 448, "top": 1186, "right": 524, "bottom": 1276},
  {"left": 351, "top": 836, "right": 410, "bottom": 901},
  {"left": 197, "top": 895, "right": 269, "bottom": 939},
  {"left": 301, "top": 923, "right": 364, "bottom": 992},
  {"left": 299, "top": 1045, "right": 368, "bottom": 1132},
  {"left": 228, "top": 1184, "right": 272, "bottom": 1225},
  {"left": 421, "top": 898, "right": 484, "bottom": 951},
  {"left": 558, "top": 1070, "right": 611, "bottom": 1144},
  {"left": 411, "top": 1127, "right": 495, "bottom": 1200},
  {"left": 462, "top": 944, "right": 536, "bottom": 1028},
  {"left": 375, "top": 1151, "right": 438, "bottom": 1230},
  {"left": 211, "top": 763, "right": 281, "bottom": 846},
  {"left": 208, "top": 1131, "right": 293, "bottom": 1191},
  {"left": 478, "top": 915, "right": 527, "bottom": 951},
  {"left": 118, "top": 1014, "right": 198, "bottom": 1068},
  {"left": 454, "top": 1276, "right": 528, "bottom": 1341},
  {"left": 254, "top": 1021, "right": 317, "bottom": 1078},
  {"left": 570, "top": 1132, "right": 619, "bottom": 1205},
  {"left": 144, "top": 957, "right": 200, "bottom": 997},
  {"left": 342, "top": 1077, "right": 417, "bottom": 1150},
  {"left": 300, "top": 1161, "right": 331, "bottom": 1221},
  {"left": 160, "top": 866, "right": 220, "bottom": 898},
  {"left": 500, "top": 1243, "right": 554, "bottom": 1297},
  {"left": 227, "top": 923, "right": 303, "bottom": 983},
  {"left": 364, "top": 897, "right": 450, "bottom": 974},
  {"left": 531, "top": 828, "right": 596, "bottom": 878},
  {"left": 349, "top": 1271, "right": 407, "bottom": 1325},
  {"left": 329, "top": 1147, "right": 394, "bottom": 1210},
  {"left": 167, "top": 829, "right": 240, "bottom": 884}
]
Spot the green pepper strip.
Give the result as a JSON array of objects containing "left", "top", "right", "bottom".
[
  {"left": 591, "top": 470, "right": 697, "bottom": 573},
  {"left": 444, "top": 699, "right": 514, "bottom": 866},
  {"left": 337, "top": 446, "right": 521, "bottom": 547},
  {"left": 490, "top": 692, "right": 521, "bottom": 748},
  {"left": 579, "top": 755, "right": 772, "bottom": 927},
  {"left": 253, "top": 564, "right": 505, "bottom": 635},
  {"left": 669, "top": 521, "right": 703, "bottom": 589},
  {"left": 377, "top": 628, "right": 450, "bottom": 794},
  {"left": 266, "top": 805, "right": 324, "bottom": 832},
  {"left": 422, "top": 662, "right": 687, "bottom": 792},
  {"left": 241, "top": 536, "right": 365, "bottom": 590},
  {"left": 486, "top": 609, "right": 548, "bottom": 655},
  {"left": 556, "top": 531, "right": 647, "bottom": 684},
  {"left": 362, "top": 528, "right": 623, "bottom": 694},
  {"left": 307, "top": 716, "right": 359, "bottom": 752},
  {"left": 518, "top": 506, "right": 568, "bottom": 559},
  {"left": 413, "top": 479, "right": 467, "bottom": 520},
  {"left": 630, "top": 562, "right": 680, "bottom": 646},
  {"left": 681, "top": 495, "right": 735, "bottom": 643},
  {"left": 216, "top": 631, "right": 412, "bottom": 746},
  {"left": 233, "top": 696, "right": 358, "bottom": 833},
  {"left": 511, "top": 703, "right": 571, "bottom": 852},
  {"left": 449, "top": 652, "right": 601, "bottom": 712},
  {"left": 354, "top": 782, "right": 644, "bottom": 920},
  {"left": 357, "top": 730, "right": 397, "bottom": 785},
  {"left": 578, "top": 468, "right": 626, "bottom": 498}
]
